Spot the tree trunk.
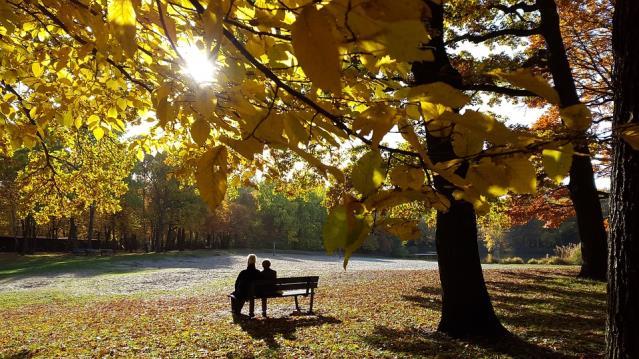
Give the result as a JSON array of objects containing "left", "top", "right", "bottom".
[
  {"left": 10, "top": 205, "right": 18, "bottom": 252},
  {"left": 69, "top": 217, "right": 78, "bottom": 249},
  {"left": 607, "top": 1, "right": 639, "bottom": 357},
  {"left": 436, "top": 199, "right": 506, "bottom": 337},
  {"left": 412, "top": 0, "right": 506, "bottom": 338},
  {"left": 538, "top": 0, "right": 607, "bottom": 281},
  {"left": 87, "top": 202, "right": 95, "bottom": 249}
]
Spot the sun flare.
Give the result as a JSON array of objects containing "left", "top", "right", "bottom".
[{"left": 178, "top": 44, "right": 217, "bottom": 85}]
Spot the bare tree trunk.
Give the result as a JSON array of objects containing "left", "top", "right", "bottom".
[
  {"left": 69, "top": 217, "right": 78, "bottom": 249},
  {"left": 87, "top": 203, "right": 95, "bottom": 249},
  {"left": 538, "top": 0, "right": 607, "bottom": 281},
  {"left": 10, "top": 205, "right": 18, "bottom": 252},
  {"left": 607, "top": 1, "right": 639, "bottom": 357}
]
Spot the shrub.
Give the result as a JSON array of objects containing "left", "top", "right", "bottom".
[
  {"left": 527, "top": 256, "right": 570, "bottom": 265},
  {"left": 501, "top": 257, "right": 525, "bottom": 264},
  {"left": 555, "top": 243, "right": 582, "bottom": 265},
  {"left": 484, "top": 254, "right": 499, "bottom": 264}
]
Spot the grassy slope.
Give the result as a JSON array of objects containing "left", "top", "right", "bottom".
[{"left": 0, "top": 255, "right": 605, "bottom": 359}]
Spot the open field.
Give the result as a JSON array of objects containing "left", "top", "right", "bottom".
[{"left": 0, "top": 251, "right": 605, "bottom": 358}]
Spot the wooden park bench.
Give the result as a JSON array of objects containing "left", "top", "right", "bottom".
[
  {"left": 71, "top": 248, "right": 114, "bottom": 256},
  {"left": 229, "top": 276, "right": 319, "bottom": 318},
  {"left": 414, "top": 252, "right": 438, "bottom": 261}
]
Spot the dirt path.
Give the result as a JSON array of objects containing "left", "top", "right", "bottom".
[
  {"left": 0, "top": 251, "right": 528, "bottom": 296},
  {"left": 0, "top": 251, "right": 442, "bottom": 295}
]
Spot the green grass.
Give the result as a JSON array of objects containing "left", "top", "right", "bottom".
[
  {"left": 0, "top": 268, "right": 606, "bottom": 358},
  {"left": 0, "top": 251, "right": 220, "bottom": 278}
]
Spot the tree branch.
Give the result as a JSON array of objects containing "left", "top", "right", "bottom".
[{"left": 447, "top": 27, "right": 541, "bottom": 45}]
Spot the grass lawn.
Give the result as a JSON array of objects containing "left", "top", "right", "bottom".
[{"left": 0, "top": 253, "right": 605, "bottom": 358}]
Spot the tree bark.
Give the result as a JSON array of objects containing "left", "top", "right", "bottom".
[
  {"left": 538, "top": 0, "right": 607, "bottom": 281},
  {"left": 413, "top": 0, "right": 506, "bottom": 338},
  {"left": 607, "top": 1, "right": 639, "bottom": 357},
  {"left": 87, "top": 202, "right": 95, "bottom": 249},
  {"left": 69, "top": 217, "right": 78, "bottom": 249}
]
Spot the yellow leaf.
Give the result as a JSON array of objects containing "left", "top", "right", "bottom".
[
  {"left": 195, "top": 146, "right": 228, "bottom": 210},
  {"left": 378, "top": 218, "right": 421, "bottom": 241},
  {"left": 136, "top": 149, "right": 145, "bottom": 161},
  {"left": 352, "top": 104, "right": 396, "bottom": 148},
  {"left": 107, "top": 0, "right": 137, "bottom": 57},
  {"left": 491, "top": 69, "right": 560, "bottom": 105},
  {"left": 107, "top": 107, "right": 118, "bottom": 118},
  {"left": 116, "top": 98, "right": 128, "bottom": 111},
  {"left": 291, "top": 5, "right": 341, "bottom": 93},
  {"left": 363, "top": 189, "right": 430, "bottom": 211},
  {"left": 323, "top": 202, "right": 372, "bottom": 269},
  {"left": 621, "top": 125, "right": 639, "bottom": 150},
  {"left": 352, "top": 151, "right": 384, "bottom": 196},
  {"left": 543, "top": 144, "right": 574, "bottom": 184},
  {"left": 62, "top": 110, "right": 73, "bottom": 128},
  {"left": 93, "top": 126, "right": 105, "bottom": 140},
  {"left": 220, "top": 136, "right": 264, "bottom": 160},
  {"left": 191, "top": 117, "right": 210, "bottom": 146},
  {"left": 408, "top": 82, "right": 470, "bottom": 108},
  {"left": 87, "top": 114, "right": 100, "bottom": 125},
  {"left": 360, "top": 0, "right": 430, "bottom": 22},
  {"left": 466, "top": 158, "right": 509, "bottom": 198},
  {"left": 452, "top": 125, "right": 484, "bottom": 157},
  {"left": 504, "top": 155, "right": 537, "bottom": 194},
  {"left": 389, "top": 166, "right": 424, "bottom": 190},
  {"left": 560, "top": 103, "right": 592, "bottom": 131},
  {"left": 31, "top": 62, "right": 43, "bottom": 77},
  {"left": 283, "top": 113, "right": 308, "bottom": 146},
  {"left": 374, "top": 20, "right": 432, "bottom": 63}
]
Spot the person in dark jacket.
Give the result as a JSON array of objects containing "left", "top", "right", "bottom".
[
  {"left": 259, "top": 259, "right": 277, "bottom": 317},
  {"left": 260, "top": 259, "right": 277, "bottom": 281},
  {"left": 230, "top": 254, "right": 260, "bottom": 316}
]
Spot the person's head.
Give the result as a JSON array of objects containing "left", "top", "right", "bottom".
[
  {"left": 247, "top": 254, "right": 256, "bottom": 267},
  {"left": 262, "top": 259, "right": 271, "bottom": 269}
]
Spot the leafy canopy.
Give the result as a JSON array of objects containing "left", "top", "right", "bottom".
[{"left": 0, "top": 0, "right": 602, "bottom": 266}]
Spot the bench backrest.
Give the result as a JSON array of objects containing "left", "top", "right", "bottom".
[{"left": 250, "top": 276, "right": 319, "bottom": 296}]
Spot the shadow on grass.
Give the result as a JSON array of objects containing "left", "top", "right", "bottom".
[
  {"left": 364, "top": 326, "right": 570, "bottom": 358},
  {"left": 0, "top": 251, "right": 233, "bottom": 280},
  {"left": 397, "top": 271, "right": 605, "bottom": 357},
  {"left": 235, "top": 313, "right": 342, "bottom": 349}
]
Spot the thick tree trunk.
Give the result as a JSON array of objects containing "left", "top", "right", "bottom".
[
  {"left": 412, "top": 0, "right": 505, "bottom": 338},
  {"left": 436, "top": 199, "right": 506, "bottom": 336},
  {"left": 538, "top": 0, "right": 607, "bottom": 281},
  {"left": 608, "top": 1, "right": 639, "bottom": 357},
  {"left": 569, "top": 151, "right": 607, "bottom": 280}
]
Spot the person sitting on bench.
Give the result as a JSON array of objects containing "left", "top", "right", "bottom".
[
  {"left": 259, "top": 260, "right": 277, "bottom": 316},
  {"left": 260, "top": 259, "right": 276, "bottom": 282},
  {"left": 230, "top": 254, "right": 260, "bottom": 316}
]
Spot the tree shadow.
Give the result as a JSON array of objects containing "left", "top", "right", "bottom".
[
  {"left": 398, "top": 277, "right": 605, "bottom": 357},
  {"left": 0, "top": 251, "right": 237, "bottom": 281},
  {"left": 234, "top": 313, "right": 342, "bottom": 349},
  {"left": 364, "top": 325, "right": 570, "bottom": 358}
]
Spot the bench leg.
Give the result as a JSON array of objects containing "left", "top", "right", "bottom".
[
  {"left": 249, "top": 298, "right": 255, "bottom": 318},
  {"left": 261, "top": 298, "right": 267, "bottom": 317},
  {"left": 294, "top": 296, "right": 300, "bottom": 312},
  {"left": 309, "top": 289, "right": 314, "bottom": 314}
]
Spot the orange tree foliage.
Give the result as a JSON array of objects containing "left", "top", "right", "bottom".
[{"left": 1, "top": 0, "right": 627, "bottom": 265}]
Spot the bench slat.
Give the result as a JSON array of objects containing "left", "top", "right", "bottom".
[
  {"left": 272, "top": 283, "right": 318, "bottom": 291},
  {"left": 255, "top": 276, "right": 319, "bottom": 283}
]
